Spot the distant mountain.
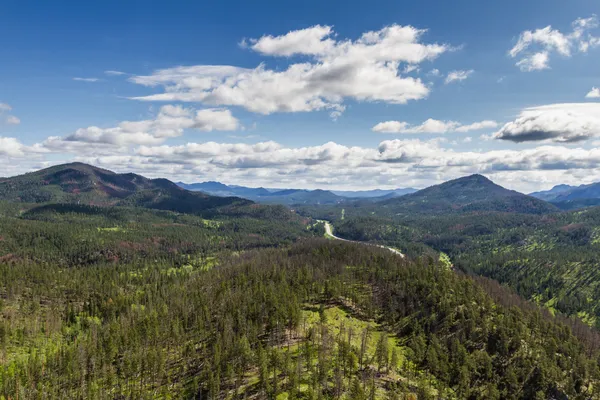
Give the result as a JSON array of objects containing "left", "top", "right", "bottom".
[
  {"left": 177, "top": 181, "right": 272, "bottom": 198},
  {"left": 261, "top": 189, "right": 345, "bottom": 205},
  {"left": 553, "top": 182, "right": 600, "bottom": 202},
  {"left": 176, "top": 181, "right": 416, "bottom": 205},
  {"left": 331, "top": 188, "right": 417, "bottom": 198},
  {"left": 378, "top": 174, "right": 558, "bottom": 215},
  {"left": 177, "top": 181, "right": 348, "bottom": 205},
  {"left": 529, "top": 184, "right": 577, "bottom": 201},
  {"left": 530, "top": 181, "right": 600, "bottom": 210},
  {"left": 0, "top": 163, "right": 251, "bottom": 214}
]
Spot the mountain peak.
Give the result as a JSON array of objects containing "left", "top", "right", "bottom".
[
  {"left": 0, "top": 163, "right": 251, "bottom": 213},
  {"left": 450, "top": 174, "right": 495, "bottom": 185},
  {"left": 381, "top": 173, "right": 556, "bottom": 215}
]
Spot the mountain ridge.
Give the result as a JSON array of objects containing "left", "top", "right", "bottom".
[
  {"left": 0, "top": 162, "right": 252, "bottom": 214},
  {"left": 176, "top": 180, "right": 417, "bottom": 204}
]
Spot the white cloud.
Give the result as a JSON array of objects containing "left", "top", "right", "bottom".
[
  {"left": 104, "top": 70, "right": 126, "bottom": 76},
  {"left": 454, "top": 120, "right": 498, "bottom": 132},
  {"left": 403, "top": 64, "right": 419, "bottom": 74},
  {"left": 73, "top": 77, "right": 100, "bottom": 82},
  {"left": 0, "top": 137, "right": 46, "bottom": 158},
  {"left": 41, "top": 105, "right": 241, "bottom": 149},
  {"left": 515, "top": 51, "right": 550, "bottom": 71},
  {"left": 586, "top": 87, "right": 600, "bottom": 98},
  {"left": 130, "top": 24, "right": 451, "bottom": 116},
  {"left": 428, "top": 69, "right": 441, "bottom": 77},
  {"left": 445, "top": 69, "right": 473, "bottom": 84},
  {"left": 194, "top": 108, "right": 240, "bottom": 131},
  {"left": 509, "top": 16, "right": 600, "bottom": 71},
  {"left": 0, "top": 102, "right": 19, "bottom": 125},
  {"left": 372, "top": 118, "right": 497, "bottom": 134},
  {"left": 5, "top": 115, "right": 20, "bottom": 125},
  {"left": 245, "top": 25, "right": 336, "bottom": 56},
  {"left": 0, "top": 137, "right": 25, "bottom": 157},
  {"left": 494, "top": 103, "right": 600, "bottom": 143}
]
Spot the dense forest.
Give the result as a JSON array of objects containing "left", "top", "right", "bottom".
[
  {"left": 3, "top": 228, "right": 600, "bottom": 399},
  {"left": 297, "top": 202, "right": 600, "bottom": 332},
  {"left": 4, "top": 165, "right": 600, "bottom": 398},
  {"left": 2, "top": 197, "right": 600, "bottom": 398}
]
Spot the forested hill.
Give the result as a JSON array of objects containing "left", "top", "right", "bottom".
[
  {"left": 0, "top": 162, "right": 254, "bottom": 214},
  {"left": 2, "top": 234, "right": 600, "bottom": 399},
  {"left": 377, "top": 174, "right": 558, "bottom": 215}
]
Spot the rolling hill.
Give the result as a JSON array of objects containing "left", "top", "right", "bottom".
[{"left": 0, "top": 163, "right": 252, "bottom": 214}]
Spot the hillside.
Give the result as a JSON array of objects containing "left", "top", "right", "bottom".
[
  {"left": 2, "top": 229, "right": 600, "bottom": 399},
  {"left": 0, "top": 163, "right": 252, "bottom": 214},
  {"left": 331, "top": 187, "right": 418, "bottom": 198},
  {"left": 378, "top": 174, "right": 558, "bottom": 215},
  {"left": 327, "top": 199, "right": 600, "bottom": 328}
]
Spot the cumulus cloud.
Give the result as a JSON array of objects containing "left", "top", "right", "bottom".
[
  {"left": 129, "top": 24, "right": 452, "bottom": 116},
  {"left": 0, "top": 102, "right": 20, "bottom": 125},
  {"left": 372, "top": 118, "right": 497, "bottom": 134},
  {"left": 586, "top": 87, "right": 600, "bottom": 98},
  {"left": 0, "top": 137, "right": 46, "bottom": 159},
  {"left": 0, "top": 137, "right": 26, "bottom": 157},
  {"left": 73, "top": 77, "right": 100, "bottom": 82},
  {"left": 244, "top": 25, "right": 336, "bottom": 56},
  {"left": 510, "top": 16, "right": 600, "bottom": 71},
  {"left": 516, "top": 52, "right": 550, "bottom": 71},
  {"left": 494, "top": 103, "right": 600, "bottom": 143},
  {"left": 40, "top": 105, "right": 241, "bottom": 150},
  {"left": 445, "top": 70, "right": 473, "bottom": 84}
]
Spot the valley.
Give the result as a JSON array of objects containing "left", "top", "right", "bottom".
[
  {"left": 5, "top": 3, "right": 600, "bottom": 398},
  {"left": 323, "top": 220, "right": 404, "bottom": 257},
  {"left": 2, "top": 163, "right": 600, "bottom": 399}
]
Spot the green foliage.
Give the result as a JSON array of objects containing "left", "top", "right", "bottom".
[{"left": 1, "top": 237, "right": 599, "bottom": 399}]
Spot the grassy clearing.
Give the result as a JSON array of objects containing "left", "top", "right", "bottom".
[
  {"left": 97, "top": 226, "right": 127, "bottom": 232},
  {"left": 438, "top": 252, "right": 452, "bottom": 270},
  {"left": 231, "top": 305, "right": 444, "bottom": 400}
]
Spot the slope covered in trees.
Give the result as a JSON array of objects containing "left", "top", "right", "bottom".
[
  {"left": 310, "top": 202, "right": 600, "bottom": 331},
  {"left": 374, "top": 174, "right": 558, "bottom": 215},
  {"left": 2, "top": 236, "right": 600, "bottom": 399},
  {"left": 0, "top": 163, "right": 252, "bottom": 214}
]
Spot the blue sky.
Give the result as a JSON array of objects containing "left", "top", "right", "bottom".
[{"left": 1, "top": 0, "right": 600, "bottom": 191}]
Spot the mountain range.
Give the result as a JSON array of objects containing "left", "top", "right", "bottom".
[
  {"left": 530, "top": 182, "right": 600, "bottom": 210},
  {"left": 177, "top": 181, "right": 417, "bottom": 205},
  {"left": 5, "top": 163, "right": 599, "bottom": 215}
]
